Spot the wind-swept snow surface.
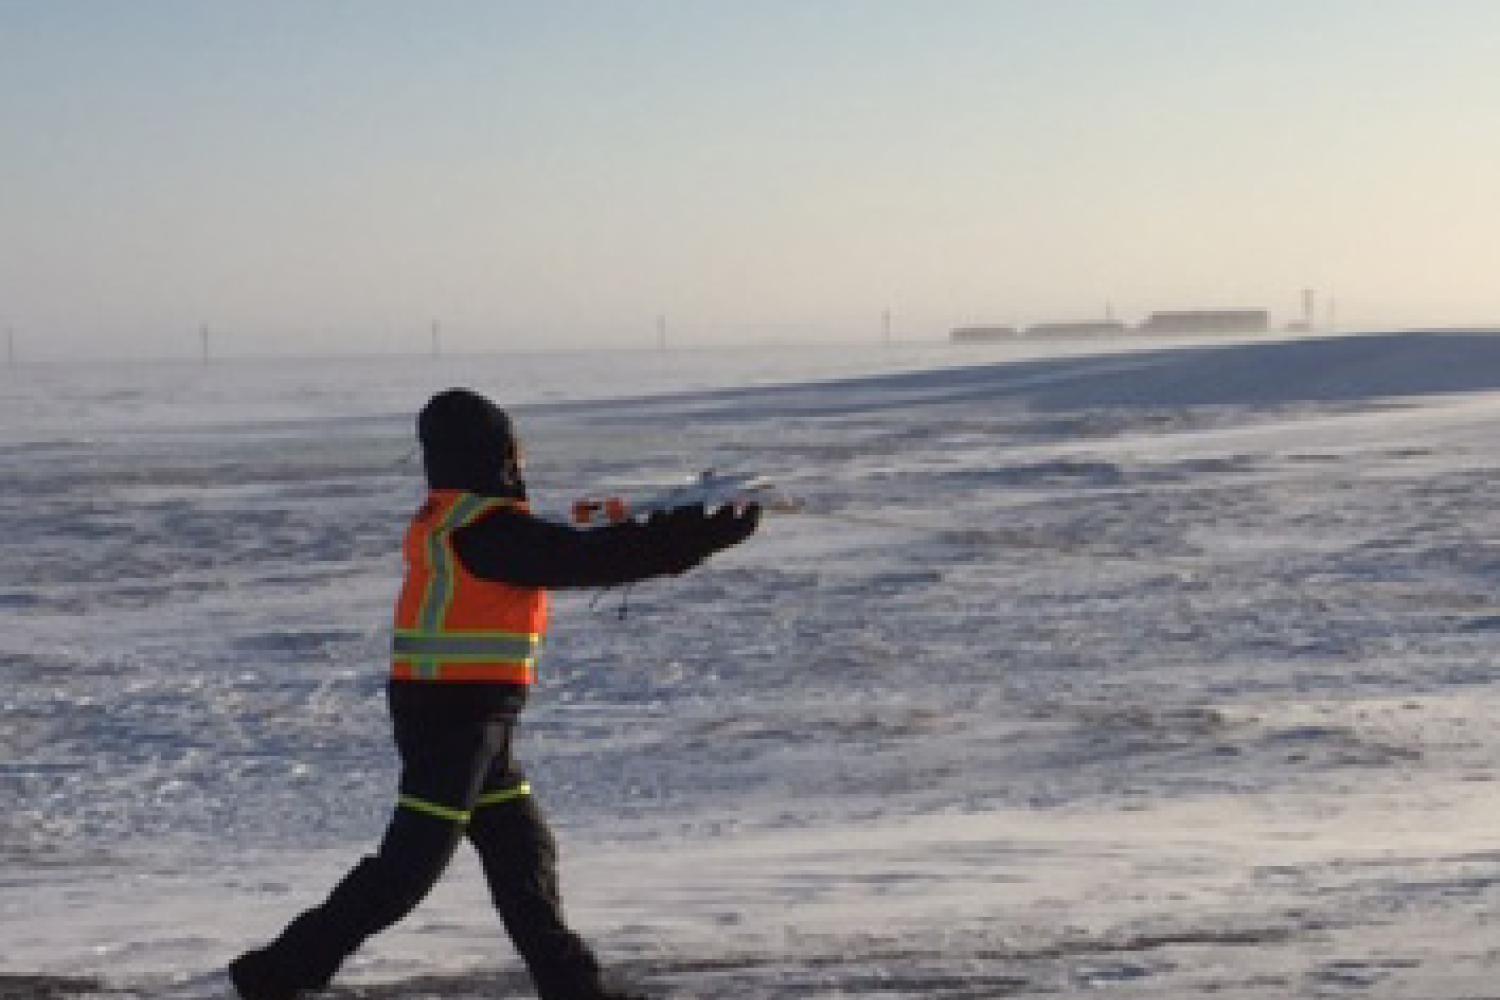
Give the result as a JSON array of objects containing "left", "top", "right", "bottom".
[{"left": 8, "top": 332, "right": 1500, "bottom": 998}]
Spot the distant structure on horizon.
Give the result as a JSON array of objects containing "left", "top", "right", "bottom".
[
  {"left": 1023, "top": 320, "right": 1128, "bottom": 337},
  {"left": 952, "top": 308, "right": 1272, "bottom": 343},
  {"left": 1137, "top": 309, "right": 1270, "bottom": 334},
  {"left": 950, "top": 325, "right": 1018, "bottom": 343},
  {"left": 1284, "top": 289, "right": 1319, "bottom": 333}
]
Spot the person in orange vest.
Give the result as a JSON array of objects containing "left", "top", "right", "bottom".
[{"left": 229, "top": 388, "right": 760, "bottom": 1000}]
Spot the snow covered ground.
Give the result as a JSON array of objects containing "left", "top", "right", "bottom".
[{"left": 8, "top": 331, "right": 1500, "bottom": 998}]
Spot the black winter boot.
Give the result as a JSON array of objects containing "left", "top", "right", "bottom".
[{"left": 227, "top": 947, "right": 304, "bottom": 1000}]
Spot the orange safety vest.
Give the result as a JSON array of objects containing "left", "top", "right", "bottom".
[{"left": 391, "top": 491, "right": 549, "bottom": 684}]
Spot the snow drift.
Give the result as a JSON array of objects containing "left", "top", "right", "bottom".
[{"left": 7, "top": 330, "right": 1500, "bottom": 999}]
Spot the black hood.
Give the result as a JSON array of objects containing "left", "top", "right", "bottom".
[{"left": 417, "top": 388, "right": 525, "bottom": 497}]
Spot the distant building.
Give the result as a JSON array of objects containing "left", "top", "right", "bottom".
[
  {"left": 1138, "top": 310, "right": 1269, "bottom": 334},
  {"left": 950, "top": 325, "right": 1019, "bottom": 343},
  {"left": 1023, "top": 320, "right": 1128, "bottom": 337}
]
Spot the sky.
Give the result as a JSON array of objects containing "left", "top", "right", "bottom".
[{"left": 2, "top": 0, "right": 1499, "bottom": 358}]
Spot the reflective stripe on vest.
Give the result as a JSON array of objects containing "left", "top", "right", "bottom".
[
  {"left": 393, "top": 630, "right": 540, "bottom": 662},
  {"left": 391, "top": 492, "right": 548, "bottom": 684},
  {"left": 418, "top": 493, "right": 492, "bottom": 636}
]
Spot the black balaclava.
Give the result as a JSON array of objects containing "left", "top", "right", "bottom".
[{"left": 417, "top": 388, "right": 525, "bottom": 497}]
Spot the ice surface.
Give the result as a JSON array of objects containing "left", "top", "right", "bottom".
[{"left": 8, "top": 331, "right": 1500, "bottom": 998}]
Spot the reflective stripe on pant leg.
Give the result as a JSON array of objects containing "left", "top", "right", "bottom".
[
  {"left": 397, "top": 794, "right": 472, "bottom": 825},
  {"left": 474, "top": 781, "right": 532, "bottom": 809}
]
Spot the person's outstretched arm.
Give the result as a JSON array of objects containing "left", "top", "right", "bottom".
[{"left": 452, "top": 504, "right": 760, "bottom": 589}]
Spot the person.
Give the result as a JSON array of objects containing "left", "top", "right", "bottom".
[{"left": 229, "top": 388, "right": 760, "bottom": 1000}]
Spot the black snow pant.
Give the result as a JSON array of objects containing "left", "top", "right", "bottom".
[{"left": 235, "top": 681, "right": 609, "bottom": 1000}]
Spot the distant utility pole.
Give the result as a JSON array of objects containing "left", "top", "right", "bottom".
[
  {"left": 1302, "top": 288, "right": 1317, "bottom": 331},
  {"left": 656, "top": 314, "right": 668, "bottom": 350},
  {"left": 881, "top": 309, "right": 892, "bottom": 346},
  {"left": 431, "top": 320, "right": 442, "bottom": 358},
  {"left": 200, "top": 324, "right": 210, "bottom": 364}
]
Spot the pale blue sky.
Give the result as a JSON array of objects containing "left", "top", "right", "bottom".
[{"left": 2, "top": 1, "right": 1498, "bottom": 356}]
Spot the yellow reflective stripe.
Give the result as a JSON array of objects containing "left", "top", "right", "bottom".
[
  {"left": 394, "top": 655, "right": 537, "bottom": 666},
  {"left": 414, "top": 498, "right": 480, "bottom": 679},
  {"left": 395, "top": 628, "right": 539, "bottom": 640},
  {"left": 397, "top": 794, "right": 470, "bottom": 824},
  {"left": 392, "top": 631, "right": 541, "bottom": 660},
  {"left": 397, "top": 781, "right": 531, "bottom": 823},
  {"left": 475, "top": 782, "right": 531, "bottom": 809},
  {"left": 418, "top": 498, "right": 476, "bottom": 631},
  {"left": 432, "top": 495, "right": 488, "bottom": 628}
]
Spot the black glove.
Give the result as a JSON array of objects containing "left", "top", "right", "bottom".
[
  {"left": 641, "top": 503, "right": 758, "bottom": 575},
  {"left": 701, "top": 503, "right": 761, "bottom": 551},
  {"left": 645, "top": 503, "right": 713, "bottom": 575}
]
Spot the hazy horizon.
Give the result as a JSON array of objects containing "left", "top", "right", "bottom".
[{"left": 4, "top": 1, "right": 1499, "bottom": 360}]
